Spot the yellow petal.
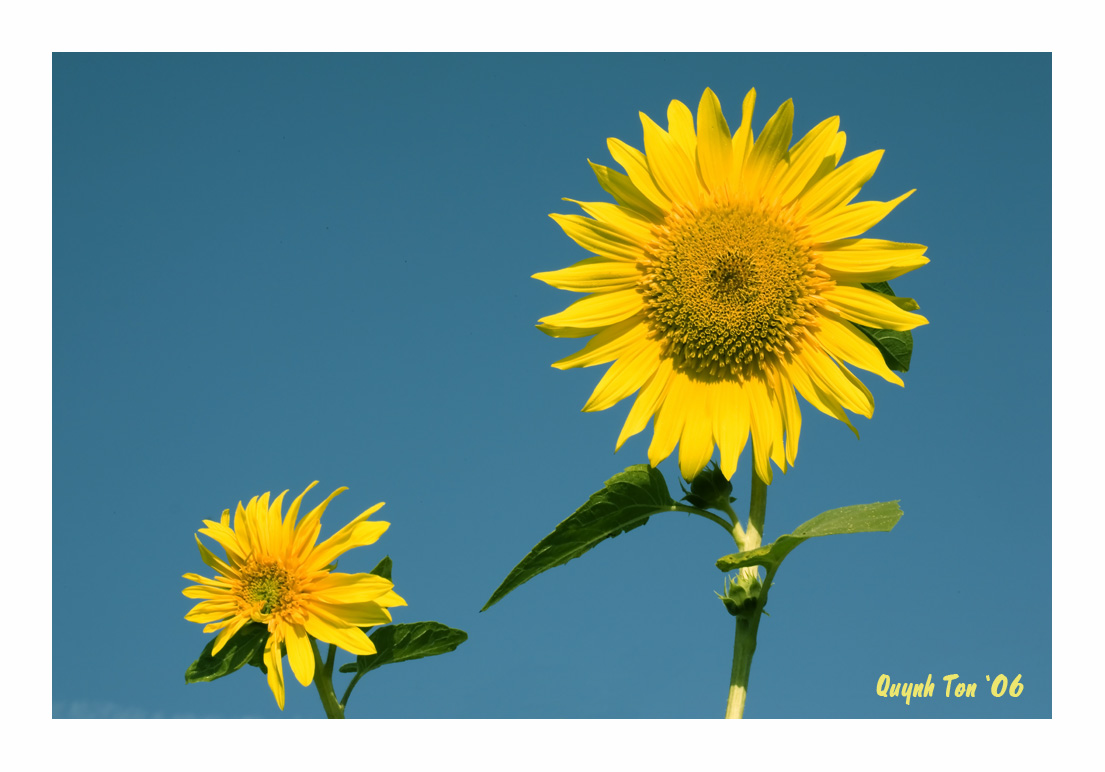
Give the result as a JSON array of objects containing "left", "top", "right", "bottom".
[
  {"left": 282, "top": 481, "right": 320, "bottom": 559},
  {"left": 285, "top": 623, "right": 315, "bottom": 687},
  {"left": 537, "top": 289, "right": 643, "bottom": 332},
  {"left": 822, "top": 285, "right": 928, "bottom": 331},
  {"left": 616, "top": 357, "right": 674, "bottom": 450},
  {"left": 304, "top": 613, "right": 377, "bottom": 656},
  {"left": 583, "top": 336, "right": 662, "bottom": 412},
  {"left": 552, "top": 315, "right": 648, "bottom": 370},
  {"left": 607, "top": 138, "right": 671, "bottom": 211},
  {"left": 307, "top": 572, "right": 395, "bottom": 604},
  {"left": 715, "top": 380, "right": 750, "bottom": 481},
  {"left": 549, "top": 213, "right": 648, "bottom": 263},
  {"left": 314, "top": 600, "right": 392, "bottom": 628},
  {"left": 640, "top": 112, "right": 701, "bottom": 204},
  {"left": 211, "top": 614, "right": 251, "bottom": 656},
  {"left": 533, "top": 257, "right": 641, "bottom": 294},
  {"left": 304, "top": 520, "right": 389, "bottom": 575},
  {"left": 740, "top": 99, "right": 793, "bottom": 197},
  {"left": 565, "top": 198, "right": 656, "bottom": 243},
  {"left": 648, "top": 372, "right": 690, "bottom": 467},
  {"left": 589, "top": 160, "right": 665, "bottom": 220},
  {"left": 798, "top": 149, "right": 884, "bottom": 219},
  {"left": 290, "top": 487, "right": 347, "bottom": 563},
  {"left": 730, "top": 88, "right": 757, "bottom": 183},
  {"left": 807, "top": 189, "right": 914, "bottom": 243},
  {"left": 696, "top": 87, "right": 733, "bottom": 195},
  {"left": 767, "top": 115, "right": 840, "bottom": 206},
  {"left": 817, "top": 313, "right": 905, "bottom": 386},
  {"left": 666, "top": 99, "right": 698, "bottom": 161},
  {"left": 744, "top": 374, "right": 774, "bottom": 484},
  {"left": 264, "top": 632, "right": 286, "bottom": 710},
  {"left": 678, "top": 380, "right": 716, "bottom": 480},
  {"left": 815, "top": 238, "right": 929, "bottom": 282}
]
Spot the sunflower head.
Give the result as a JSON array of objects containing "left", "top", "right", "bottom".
[
  {"left": 535, "top": 88, "right": 928, "bottom": 484},
  {"left": 183, "top": 482, "right": 407, "bottom": 709}
]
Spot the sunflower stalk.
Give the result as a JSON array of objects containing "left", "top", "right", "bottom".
[
  {"left": 725, "top": 467, "right": 768, "bottom": 718},
  {"left": 311, "top": 638, "right": 345, "bottom": 718}
]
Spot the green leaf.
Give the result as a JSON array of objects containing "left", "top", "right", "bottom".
[
  {"left": 185, "top": 622, "right": 269, "bottom": 684},
  {"left": 856, "top": 325, "right": 913, "bottom": 372},
  {"left": 481, "top": 464, "right": 676, "bottom": 611},
  {"left": 370, "top": 555, "right": 392, "bottom": 581},
  {"left": 337, "top": 622, "right": 468, "bottom": 675},
  {"left": 858, "top": 281, "right": 916, "bottom": 372},
  {"left": 715, "top": 501, "right": 903, "bottom": 573}
]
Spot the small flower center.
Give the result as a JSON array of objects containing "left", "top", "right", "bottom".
[
  {"left": 640, "top": 203, "right": 822, "bottom": 380},
  {"left": 238, "top": 558, "right": 296, "bottom": 616}
]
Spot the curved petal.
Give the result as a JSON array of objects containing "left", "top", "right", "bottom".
[
  {"left": 537, "top": 290, "right": 644, "bottom": 332},
  {"left": 666, "top": 99, "right": 698, "bottom": 161},
  {"left": 550, "top": 213, "right": 649, "bottom": 263},
  {"left": 806, "top": 190, "right": 914, "bottom": 243},
  {"left": 285, "top": 623, "right": 315, "bottom": 687},
  {"left": 715, "top": 379, "right": 750, "bottom": 481},
  {"left": 740, "top": 99, "right": 793, "bottom": 197},
  {"left": 640, "top": 112, "right": 701, "bottom": 204},
  {"left": 565, "top": 198, "right": 656, "bottom": 243},
  {"left": 696, "top": 87, "right": 733, "bottom": 195},
  {"left": 264, "top": 632, "right": 286, "bottom": 710},
  {"left": 303, "top": 613, "right": 377, "bottom": 656},
  {"left": 815, "top": 238, "right": 929, "bottom": 282},
  {"left": 816, "top": 313, "right": 905, "bottom": 386},
  {"left": 552, "top": 315, "right": 649, "bottom": 370},
  {"left": 616, "top": 357, "right": 674, "bottom": 450},
  {"left": 821, "top": 285, "right": 928, "bottom": 331},
  {"left": 608, "top": 138, "right": 671, "bottom": 211},
  {"left": 589, "top": 160, "right": 665, "bottom": 220},
  {"left": 307, "top": 572, "right": 395, "bottom": 604},
  {"left": 583, "top": 335, "right": 662, "bottom": 412},
  {"left": 797, "top": 149, "right": 884, "bottom": 219},
  {"left": 678, "top": 379, "right": 716, "bottom": 480},
  {"left": 648, "top": 371, "right": 691, "bottom": 467},
  {"left": 533, "top": 257, "right": 641, "bottom": 294}
]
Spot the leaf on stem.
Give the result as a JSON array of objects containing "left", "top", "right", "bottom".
[
  {"left": 184, "top": 622, "right": 269, "bottom": 683},
  {"left": 337, "top": 622, "right": 468, "bottom": 675},
  {"left": 715, "top": 501, "right": 903, "bottom": 572},
  {"left": 857, "top": 281, "right": 916, "bottom": 371},
  {"left": 481, "top": 464, "right": 675, "bottom": 611}
]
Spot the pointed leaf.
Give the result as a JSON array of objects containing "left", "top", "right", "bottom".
[
  {"left": 715, "top": 501, "right": 903, "bottom": 572},
  {"left": 337, "top": 622, "right": 468, "bottom": 675},
  {"left": 370, "top": 555, "right": 393, "bottom": 581},
  {"left": 184, "top": 622, "right": 269, "bottom": 683},
  {"left": 856, "top": 281, "right": 916, "bottom": 372},
  {"left": 482, "top": 464, "right": 676, "bottom": 611}
]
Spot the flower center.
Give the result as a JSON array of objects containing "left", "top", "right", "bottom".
[
  {"left": 238, "top": 558, "right": 296, "bottom": 616},
  {"left": 640, "top": 203, "right": 821, "bottom": 380}
]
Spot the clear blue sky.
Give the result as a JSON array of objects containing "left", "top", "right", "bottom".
[{"left": 52, "top": 53, "right": 1050, "bottom": 718}]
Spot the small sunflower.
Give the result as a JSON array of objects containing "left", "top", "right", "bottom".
[
  {"left": 535, "top": 88, "right": 928, "bottom": 483},
  {"left": 183, "top": 482, "right": 406, "bottom": 709}
]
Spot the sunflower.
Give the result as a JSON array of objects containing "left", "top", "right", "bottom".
[
  {"left": 535, "top": 88, "right": 928, "bottom": 484},
  {"left": 182, "top": 482, "right": 406, "bottom": 709}
]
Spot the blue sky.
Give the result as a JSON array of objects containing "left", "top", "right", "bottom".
[{"left": 52, "top": 53, "right": 1050, "bottom": 718}]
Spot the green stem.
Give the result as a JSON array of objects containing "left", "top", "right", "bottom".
[
  {"left": 725, "top": 468, "right": 769, "bottom": 719},
  {"left": 311, "top": 638, "right": 345, "bottom": 719},
  {"left": 718, "top": 499, "right": 746, "bottom": 549},
  {"left": 668, "top": 504, "right": 736, "bottom": 536}
]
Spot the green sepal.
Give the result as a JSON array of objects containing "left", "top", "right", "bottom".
[
  {"left": 336, "top": 622, "right": 468, "bottom": 675},
  {"left": 482, "top": 464, "right": 675, "bottom": 611},
  {"left": 370, "top": 555, "right": 393, "bottom": 581},
  {"left": 715, "top": 501, "right": 903, "bottom": 573},
  {"left": 680, "top": 462, "right": 735, "bottom": 510},
  {"left": 858, "top": 281, "right": 916, "bottom": 372},
  {"left": 185, "top": 622, "right": 269, "bottom": 684}
]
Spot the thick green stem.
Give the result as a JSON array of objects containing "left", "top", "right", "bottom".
[
  {"left": 725, "top": 468, "right": 769, "bottom": 718},
  {"left": 311, "top": 638, "right": 345, "bottom": 719}
]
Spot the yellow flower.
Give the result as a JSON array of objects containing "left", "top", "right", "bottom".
[
  {"left": 535, "top": 88, "right": 929, "bottom": 484},
  {"left": 182, "top": 482, "right": 406, "bottom": 709}
]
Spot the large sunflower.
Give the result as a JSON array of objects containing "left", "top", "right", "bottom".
[
  {"left": 535, "top": 87, "right": 928, "bottom": 483},
  {"left": 182, "top": 482, "right": 406, "bottom": 709}
]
